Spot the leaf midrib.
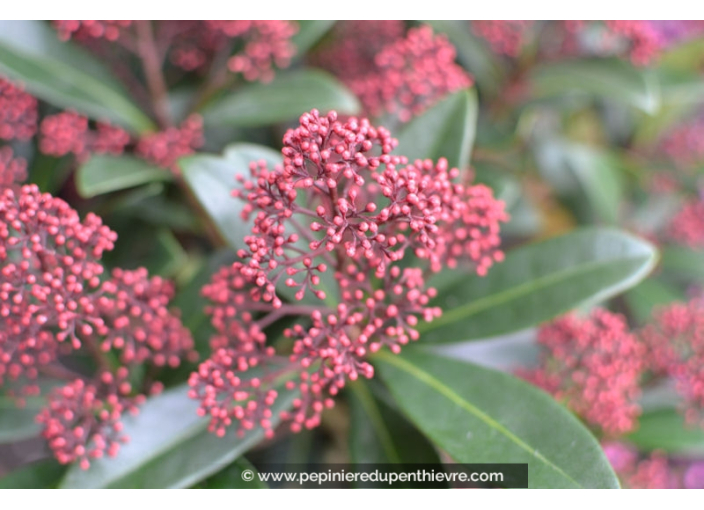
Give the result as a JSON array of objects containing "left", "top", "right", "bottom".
[
  {"left": 375, "top": 351, "right": 582, "bottom": 488},
  {"left": 418, "top": 250, "right": 652, "bottom": 333}
]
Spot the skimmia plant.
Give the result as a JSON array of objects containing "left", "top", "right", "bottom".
[{"left": 2, "top": 20, "right": 704, "bottom": 490}]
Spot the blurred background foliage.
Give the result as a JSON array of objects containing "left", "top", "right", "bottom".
[{"left": 1, "top": 20, "right": 704, "bottom": 489}]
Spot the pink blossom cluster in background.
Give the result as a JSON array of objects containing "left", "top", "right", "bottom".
[
  {"left": 519, "top": 309, "right": 646, "bottom": 435},
  {"left": 0, "top": 77, "right": 37, "bottom": 141},
  {"left": 315, "top": 24, "right": 472, "bottom": 123}
]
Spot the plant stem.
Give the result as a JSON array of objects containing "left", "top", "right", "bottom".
[{"left": 136, "top": 20, "right": 172, "bottom": 129}]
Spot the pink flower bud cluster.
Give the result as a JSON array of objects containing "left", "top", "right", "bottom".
[
  {"left": 312, "top": 21, "right": 406, "bottom": 82},
  {"left": 39, "top": 111, "right": 130, "bottom": 162},
  {"left": 660, "top": 113, "right": 704, "bottom": 167},
  {"left": 39, "top": 110, "right": 202, "bottom": 173},
  {"left": 0, "top": 147, "right": 27, "bottom": 188},
  {"left": 136, "top": 114, "right": 203, "bottom": 173},
  {"left": 169, "top": 21, "right": 297, "bottom": 82},
  {"left": 519, "top": 309, "right": 647, "bottom": 435},
  {"left": 668, "top": 198, "right": 704, "bottom": 249},
  {"left": 561, "top": 21, "right": 662, "bottom": 66},
  {"left": 603, "top": 442, "right": 680, "bottom": 489},
  {"left": 0, "top": 184, "right": 196, "bottom": 468},
  {"left": 0, "top": 77, "right": 38, "bottom": 141},
  {"left": 36, "top": 370, "right": 143, "bottom": 469},
  {"left": 189, "top": 109, "right": 508, "bottom": 439},
  {"left": 641, "top": 299, "right": 704, "bottom": 425},
  {"left": 472, "top": 21, "right": 533, "bottom": 57},
  {"left": 349, "top": 26, "right": 473, "bottom": 123},
  {"left": 53, "top": 20, "right": 133, "bottom": 42},
  {"left": 604, "top": 21, "right": 662, "bottom": 65}
]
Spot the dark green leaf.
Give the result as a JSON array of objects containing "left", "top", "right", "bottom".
[
  {"left": 395, "top": 89, "right": 478, "bottom": 170},
  {"left": 472, "top": 163, "right": 521, "bottom": 211},
  {"left": 624, "top": 278, "right": 685, "bottom": 325},
  {"left": 181, "top": 143, "right": 282, "bottom": 251},
  {"left": 0, "top": 405, "right": 41, "bottom": 443},
  {"left": 193, "top": 458, "right": 267, "bottom": 489},
  {"left": 374, "top": 348, "right": 620, "bottom": 488},
  {"left": 627, "top": 408, "right": 704, "bottom": 455},
  {"left": 201, "top": 70, "right": 359, "bottom": 127},
  {"left": 535, "top": 140, "right": 623, "bottom": 224},
  {"left": 421, "top": 227, "right": 658, "bottom": 343},
  {"left": 0, "top": 21, "right": 154, "bottom": 132},
  {"left": 59, "top": 383, "right": 297, "bottom": 488},
  {"left": 422, "top": 20, "right": 504, "bottom": 93},
  {"left": 291, "top": 21, "right": 336, "bottom": 55},
  {"left": 661, "top": 244, "right": 704, "bottom": 281},
  {"left": 76, "top": 155, "right": 172, "bottom": 199},
  {"left": 529, "top": 58, "right": 660, "bottom": 114},
  {"left": 0, "top": 460, "right": 66, "bottom": 489},
  {"left": 141, "top": 229, "right": 188, "bottom": 278},
  {"left": 347, "top": 380, "right": 441, "bottom": 464}
]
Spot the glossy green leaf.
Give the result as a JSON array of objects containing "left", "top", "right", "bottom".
[
  {"left": 395, "top": 89, "right": 478, "bottom": 170},
  {"left": 422, "top": 20, "right": 503, "bottom": 93},
  {"left": 181, "top": 143, "right": 282, "bottom": 251},
  {"left": 59, "top": 383, "right": 296, "bottom": 489},
  {"left": 76, "top": 155, "right": 172, "bottom": 198},
  {"left": 201, "top": 70, "right": 359, "bottom": 127},
  {"left": 374, "top": 348, "right": 620, "bottom": 488},
  {"left": 347, "top": 380, "right": 441, "bottom": 464},
  {"left": 0, "top": 21, "right": 154, "bottom": 132},
  {"left": 0, "top": 460, "right": 66, "bottom": 489},
  {"left": 420, "top": 227, "right": 658, "bottom": 343},
  {"left": 291, "top": 21, "right": 336, "bottom": 55},
  {"left": 627, "top": 408, "right": 704, "bottom": 455},
  {"left": 529, "top": 58, "right": 661, "bottom": 114}
]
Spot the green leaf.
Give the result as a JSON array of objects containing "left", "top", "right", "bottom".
[
  {"left": 181, "top": 143, "right": 282, "bottom": 251},
  {"left": 624, "top": 278, "right": 685, "bottom": 325},
  {"left": 374, "top": 348, "right": 620, "bottom": 488},
  {"left": 201, "top": 70, "right": 360, "bottom": 127},
  {"left": 0, "top": 405, "right": 41, "bottom": 443},
  {"left": 535, "top": 140, "right": 623, "bottom": 224},
  {"left": 291, "top": 21, "right": 336, "bottom": 55},
  {"left": 193, "top": 458, "right": 267, "bottom": 489},
  {"left": 347, "top": 380, "right": 442, "bottom": 464},
  {"left": 659, "top": 37, "right": 704, "bottom": 73},
  {"left": 529, "top": 58, "right": 661, "bottom": 114},
  {"left": 422, "top": 20, "right": 504, "bottom": 93},
  {"left": 472, "top": 163, "right": 521, "bottom": 211},
  {"left": 76, "top": 155, "right": 172, "bottom": 198},
  {"left": 0, "top": 460, "right": 66, "bottom": 489},
  {"left": 142, "top": 229, "right": 188, "bottom": 278},
  {"left": 395, "top": 89, "right": 478, "bottom": 170},
  {"left": 635, "top": 70, "right": 704, "bottom": 144},
  {"left": 0, "top": 381, "right": 60, "bottom": 443},
  {"left": 627, "top": 408, "right": 704, "bottom": 455},
  {"left": 59, "top": 383, "right": 297, "bottom": 489},
  {"left": 421, "top": 227, "right": 658, "bottom": 343},
  {"left": 0, "top": 21, "right": 154, "bottom": 132},
  {"left": 661, "top": 244, "right": 704, "bottom": 281}
]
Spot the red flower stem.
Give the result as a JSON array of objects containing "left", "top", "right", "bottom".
[{"left": 136, "top": 20, "right": 172, "bottom": 129}]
